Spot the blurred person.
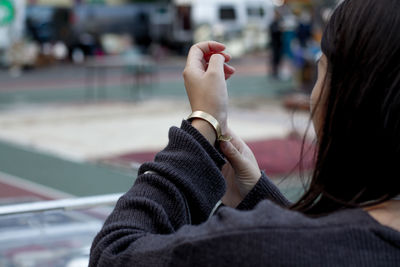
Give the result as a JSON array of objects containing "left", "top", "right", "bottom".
[
  {"left": 8, "top": 42, "right": 24, "bottom": 77},
  {"left": 292, "top": 10, "right": 318, "bottom": 93},
  {"left": 282, "top": 12, "right": 298, "bottom": 60},
  {"left": 269, "top": 10, "right": 283, "bottom": 78},
  {"left": 134, "top": 12, "right": 152, "bottom": 54},
  {"left": 296, "top": 10, "right": 313, "bottom": 48},
  {"left": 26, "top": 17, "right": 40, "bottom": 43},
  {"left": 90, "top": 0, "right": 400, "bottom": 265}
]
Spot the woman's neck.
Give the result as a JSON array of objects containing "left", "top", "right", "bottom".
[{"left": 365, "top": 200, "right": 400, "bottom": 232}]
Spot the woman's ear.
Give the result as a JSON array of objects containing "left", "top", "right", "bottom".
[{"left": 310, "top": 54, "right": 329, "bottom": 138}]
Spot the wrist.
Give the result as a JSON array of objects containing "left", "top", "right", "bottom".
[
  {"left": 239, "top": 173, "right": 262, "bottom": 198},
  {"left": 190, "top": 119, "right": 217, "bottom": 145},
  {"left": 189, "top": 104, "right": 227, "bottom": 130},
  {"left": 188, "top": 110, "right": 230, "bottom": 142}
]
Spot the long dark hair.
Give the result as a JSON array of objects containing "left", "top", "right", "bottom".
[{"left": 292, "top": 0, "right": 400, "bottom": 215}]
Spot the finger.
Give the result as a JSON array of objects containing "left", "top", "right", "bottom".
[
  {"left": 221, "top": 162, "right": 235, "bottom": 180},
  {"left": 224, "top": 64, "right": 235, "bottom": 73},
  {"left": 224, "top": 64, "right": 235, "bottom": 80},
  {"left": 225, "top": 129, "right": 246, "bottom": 153},
  {"left": 186, "top": 41, "right": 226, "bottom": 70},
  {"left": 220, "top": 140, "right": 243, "bottom": 170},
  {"left": 220, "top": 52, "right": 232, "bottom": 62},
  {"left": 207, "top": 61, "right": 235, "bottom": 75},
  {"left": 207, "top": 54, "right": 225, "bottom": 75},
  {"left": 204, "top": 51, "right": 231, "bottom": 63},
  {"left": 224, "top": 64, "right": 235, "bottom": 76}
]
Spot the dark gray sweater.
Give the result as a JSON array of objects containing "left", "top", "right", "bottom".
[{"left": 90, "top": 121, "right": 400, "bottom": 266}]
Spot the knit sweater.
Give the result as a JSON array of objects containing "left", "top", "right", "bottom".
[{"left": 90, "top": 120, "right": 400, "bottom": 266}]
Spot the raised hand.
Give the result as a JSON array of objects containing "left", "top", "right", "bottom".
[{"left": 183, "top": 41, "right": 235, "bottom": 134}]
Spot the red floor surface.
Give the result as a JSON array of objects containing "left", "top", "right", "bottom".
[{"left": 0, "top": 180, "right": 54, "bottom": 203}]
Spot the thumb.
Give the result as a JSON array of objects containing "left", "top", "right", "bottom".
[
  {"left": 207, "top": 54, "right": 225, "bottom": 75},
  {"left": 220, "top": 140, "right": 243, "bottom": 170}
]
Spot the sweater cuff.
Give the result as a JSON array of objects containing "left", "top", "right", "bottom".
[
  {"left": 181, "top": 120, "right": 226, "bottom": 169},
  {"left": 237, "top": 172, "right": 291, "bottom": 210}
]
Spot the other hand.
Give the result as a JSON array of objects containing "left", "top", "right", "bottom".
[
  {"left": 220, "top": 129, "right": 261, "bottom": 207},
  {"left": 183, "top": 41, "right": 235, "bottom": 133}
]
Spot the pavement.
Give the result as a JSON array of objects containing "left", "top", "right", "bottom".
[{"left": 0, "top": 52, "right": 314, "bottom": 203}]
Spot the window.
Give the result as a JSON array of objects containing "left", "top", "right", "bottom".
[
  {"left": 219, "top": 6, "right": 236, "bottom": 20},
  {"left": 247, "top": 7, "right": 265, "bottom": 18}
]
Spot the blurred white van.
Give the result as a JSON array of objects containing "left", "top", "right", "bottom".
[{"left": 172, "top": 0, "right": 275, "bottom": 56}]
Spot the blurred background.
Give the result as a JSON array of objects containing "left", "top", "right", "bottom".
[{"left": 0, "top": 0, "right": 338, "bottom": 266}]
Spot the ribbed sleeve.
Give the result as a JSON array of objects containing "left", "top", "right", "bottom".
[
  {"left": 237, "top": 172, "right": 291, "bottom": 210},
  {"left": 90, "top": 120, "right": 228, "bottom": 266},
  {"left": 180, "top": 120, "right": 226, "bottom": 167}
]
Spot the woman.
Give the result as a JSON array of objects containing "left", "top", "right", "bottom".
[{"left": 90, "top": 0, "right": 400, "bottom": 265}]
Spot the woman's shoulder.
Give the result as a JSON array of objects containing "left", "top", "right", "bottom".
[
  {"left": 168, "top": 200, "right": 400, "bottom": 266},
  {"left": 212, "top": 199, "right": 376, "bottom": 232},
  {"left": 177, "top": 199, "right": 397, "bottom": 246}
]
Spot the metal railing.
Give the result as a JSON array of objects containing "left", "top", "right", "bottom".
[{"left": 0, "top": 193, "right": 123, "bottom": 216}]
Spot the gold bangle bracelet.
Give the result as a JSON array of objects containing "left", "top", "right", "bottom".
[{"left": 187, "top": 111, "right": 232, "bottom": 142}]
